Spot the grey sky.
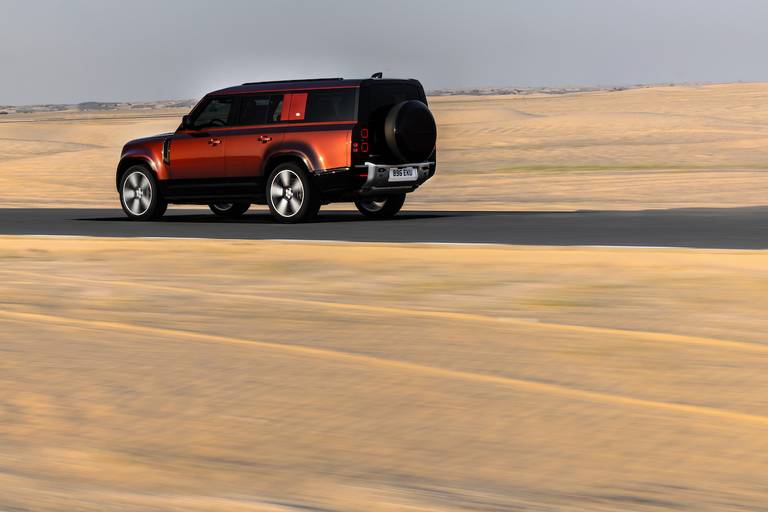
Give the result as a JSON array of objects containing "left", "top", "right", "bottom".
[{"left": 2, "top": 0, "right": 768, "bottom": 105}]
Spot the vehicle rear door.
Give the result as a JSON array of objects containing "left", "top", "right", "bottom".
[
  {"left": 170, "top": 96, "right": 235, "bottom": 179},
  {"left": 226, "top": 94, "right": 285, "bottom": 178},
  {"left": 360, "top": 82, "right": 423, "bottom": 163}
]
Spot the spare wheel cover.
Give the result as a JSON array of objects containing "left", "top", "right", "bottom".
[{"left": 384, "top": 100, "right": 437, "bottom": 163}]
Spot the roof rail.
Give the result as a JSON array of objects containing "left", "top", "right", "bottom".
[{"left": 241, "top": 77, "right": 344, "bottom": 86}]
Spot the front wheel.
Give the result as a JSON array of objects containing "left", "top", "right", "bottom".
[
  {"left": 119, "top": 165, "right": 167, "bottom": 221},
  {"left": 355, "top": 194, "right": 406, "bottom": 219},
  {"left": 266, "top": 164, "right": 320, "bottom": 223},
  {"left": 209, "top": 202, "right": 250, "bottom": 218}
]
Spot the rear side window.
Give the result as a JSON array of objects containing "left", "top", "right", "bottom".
[
  {"left": 237, "top": 95, "right": 283, "bottom": 125},
  {"left": 192, "top": 97, "right": 234, "bottom": 129},
  {"left": 304, "top": 89, "right": 356, "bottom": 122}
]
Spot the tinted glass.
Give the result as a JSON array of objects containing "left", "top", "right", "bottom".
[
  {"left": 270, "top": 96, "right": 283, "bottom": 122},
  {"left": 238, "top": 95, "right": 284, "bottom": 125},
  {"left": 304, "top": 89, "right": 356, "bottom": 122},
  {"left": 368, "top": 83, "right": 421, "bottom": 118},
  {"left": 192, "top": 98, "right": 233, "bottom": 129}
]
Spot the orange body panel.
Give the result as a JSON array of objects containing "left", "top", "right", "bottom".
[
  {"left": 280, "top": 124, "right": 352, "bottom": 171},
  {"left": 169, "top": 129, "right": 229, "bottom": 179},
  {"left": 223, "top": 128, "right": 285, "bottom": 178},
  {"left": 119, "top": 84, "right": 363, "bottom": 184}
]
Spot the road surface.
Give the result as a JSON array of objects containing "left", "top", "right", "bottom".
[{"left": 0, "top": 207, "right": 765, "bottom": 249}]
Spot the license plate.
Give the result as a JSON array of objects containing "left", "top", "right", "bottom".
[{"left": 388, "top": 167, "right": 418, "bottom": 182}]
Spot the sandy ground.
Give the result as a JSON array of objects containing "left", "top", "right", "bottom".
[
  {"left": 2, "top": 237, "right": 768, "bottom": 511},
  {"left": 2, "top": 83, "right": 768, "bottom": 210},
  {"left": 2, "top": 83, "right": 768, "bottom": 510}
]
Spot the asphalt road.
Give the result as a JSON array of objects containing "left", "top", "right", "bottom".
[{"left": 0, "top": 207, "right": 765, "bottom": 249}]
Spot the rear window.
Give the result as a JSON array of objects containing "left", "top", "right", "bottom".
[
  {"left": 361, "top": 82, "right": 424, "bottom": 128},
  {"left": 368, "top": 83, "right": 422, "bottom": 115},
  {"left": 304, "top": 89, "right": 356, "bottom": 122}
]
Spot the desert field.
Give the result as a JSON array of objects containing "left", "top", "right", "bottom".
[
  {"left": 2, "top": 83, "right": 768, "bottom": 511},
  {"left": 1, "top": 83, "right": 768, "bottom": 210},
  {"left": 2, "top": 237, "right": 768, "bottom": 511}
]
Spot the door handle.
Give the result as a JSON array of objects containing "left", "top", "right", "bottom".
[
  {"left": 258, "top": 135, "right": 272, "bottom": 144},
  {"left": 208, "top": 138, "right": 222, "bottom": 146}
]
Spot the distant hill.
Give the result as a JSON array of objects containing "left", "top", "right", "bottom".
[
  {"left": 0, "top": 99, "right": 197, "bottom": 115},
  {"left": 426, "top": 85, "right": 653, "bottom": 96},
  {"left": 0, "top": 83, "right": 727, "bottom": 114},
  {"left": 78, "top": 102, "right": 120, "bottom": 111}
]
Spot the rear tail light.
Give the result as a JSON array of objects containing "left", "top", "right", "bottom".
[{"left": 353, "top": 126, "right": 369, "bottom": 155}]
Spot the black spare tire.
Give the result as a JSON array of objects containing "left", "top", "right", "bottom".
[{"left": 384, "top": 100, "right": 437, "bottom": 163}]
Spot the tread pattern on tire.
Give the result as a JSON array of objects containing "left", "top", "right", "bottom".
[
  {"left": 355, "top": 194, "right": 406, "bottom": 219},
  {"left": 209, "top": 202, "right": 250, "bottom": 218}
]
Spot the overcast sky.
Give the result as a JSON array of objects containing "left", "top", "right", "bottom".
[{"left": 2, "top": 0, "right": 768, "bottom": 105}]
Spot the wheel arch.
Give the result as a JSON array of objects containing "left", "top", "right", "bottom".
[
  {"left": 264, "top": 152, "right": 312, "bottom": 176},
  {"left": 116, "top": 157, "right": 158, "bottom": 190}
]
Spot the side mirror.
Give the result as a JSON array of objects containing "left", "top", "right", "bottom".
[{"left": 181, "top": 114, "right": 193, "bottom": 130}]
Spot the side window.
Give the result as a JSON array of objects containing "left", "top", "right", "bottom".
[
  {"left": 269, "top": 95, "right": 283, "bottom": 123},
  {"left": 304, "top": 89, "right": 356, "bottom": 122},
  {"left": 237, "top": 95, "right": 285, "bottom": 125},
  {"left": 192, "top": 98, "right": 233, "bottom": 129},
  {"left": 238, "top": 96, "right": 270, "bottom": 125}
]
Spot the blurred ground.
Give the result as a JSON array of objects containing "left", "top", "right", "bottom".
[
  {"left": 2, "top": 83, "right": 768, "bottom": 511},
  {"left": 2, "top": 83, "right": 768, "bottom": 210},
  {"left": 2, "top": 237, "right": 768, "bottom": 511}
]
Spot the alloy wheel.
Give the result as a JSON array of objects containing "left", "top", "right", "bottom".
[
  {"left": 269, "top": 169, "right": 305, "bottom": 218},
  {"left": 122, "top": 171, "right": 152, "bottom": 216}
]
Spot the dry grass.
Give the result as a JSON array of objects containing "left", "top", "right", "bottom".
[
  {"left": 2, "top": 237, "right": 768, "bottom": 510},
  {"left": 428, "top": 83, "right": 768, "bottom": 210},
  {"left": 3, "top": 83, "right": 768, "bottom": 510},
  {"left": 3, "top": 83, "right": 768, "bottom": 210},
  {"left": 0, "top": 110, "right": 184, "bottom": 208}
]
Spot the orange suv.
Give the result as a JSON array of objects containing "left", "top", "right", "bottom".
[{"left": 116, "top": 75, "right": 437, "bottom": 223}]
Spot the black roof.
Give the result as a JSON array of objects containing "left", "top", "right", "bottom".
[
  {"left": 242, "top": 77, "right": 344, "bottom": 86},
  {"left": 210, "top": 77, "right": 419, "bottom": 96}
]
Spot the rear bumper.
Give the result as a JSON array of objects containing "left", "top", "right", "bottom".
[
  {"left": 356, "top": 161, "right": 435, "bottom": 196},
  {"left": 313, "top": 161, "right": 435, "bottom": 201}
]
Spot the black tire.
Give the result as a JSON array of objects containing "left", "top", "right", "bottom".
[
  {"left": 209, "top": 202, "right": 250, "bottom": 218},
  {"left": 119, "top": 165, "right": 167, "bottom": 221},
  {"left": 266, "top": 163, "right": 320, "bottom": 223},
  {"left": 355, "top": 194, "right": 406, "bottom": 219},
  {"left": 384, "top": 100, "right": 437, "bottom": 163}
]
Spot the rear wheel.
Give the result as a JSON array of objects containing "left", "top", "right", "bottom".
[
  {"left": 119, "top": 165, "right": 167, "bottom": 221},
  {"left": 209, "top": 202, "right": 250, "bottom": 218},
  {"left": 355, "top": 193, "right": 406, "bottom": 219},
  {"left": 266, "top": 163, "right": 320, "bottom": 223}
]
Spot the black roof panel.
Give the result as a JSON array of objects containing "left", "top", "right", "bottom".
[{"left": 210, "top": 77, "right": 419, "bottom": 96}]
